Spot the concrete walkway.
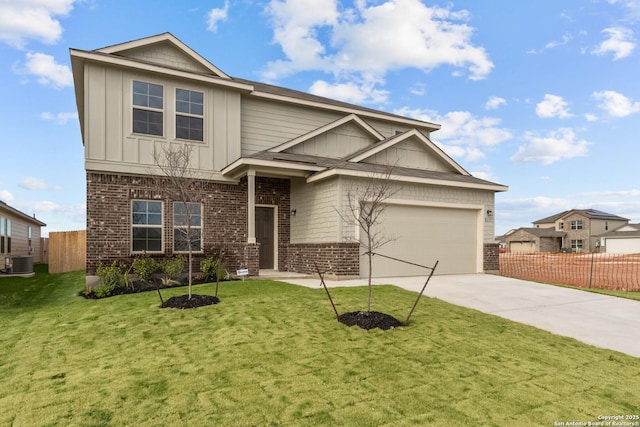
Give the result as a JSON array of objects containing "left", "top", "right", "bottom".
[{"left": 280, "top": 273, "right": 640, "bottom": 358}]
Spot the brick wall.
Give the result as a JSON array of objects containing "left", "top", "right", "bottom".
[
  {"left": 86, "top": 172, "right": 290, "bottom": 275},
  {"left": 483, "top": 243, "right": 500, "bottom": 272},
  {"left": 287, "top": 242, "right": 360, "bottom": 278}
]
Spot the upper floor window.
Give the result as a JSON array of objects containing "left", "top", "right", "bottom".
[
  {"left": 175, "top": 89, "right": 204, "bottom": 141},
  {"left": 605, "top": 221, "right": 609, "bottom": 231},
  {"left": 559, "top": 222, "right": 564, "bottom": 230},
  {"left": 133, "top": 81, "right": 164, "bottom": 136},
  {"left": 173, "top": 202, "right": 202, "bottom": 252},
  {"left": 132, "top": 200, "right": 163, "bottom": 253},
  {"left": 570, "top": 220, "right": 583, "bottom": 230}
]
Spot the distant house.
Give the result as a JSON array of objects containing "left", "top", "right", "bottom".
[
  {"left": 0, "top": 200, "right": 46, "bottom": 264},
  {"left": 502, "top": 227, "right": 565, "bottom": 253},
  {"left": 521, "top": 209, "right": 629, "bottom": 253},
  {"left": 599, "top": 224, "right": 640, "bottom": 254},
  {"left": 70, "top": 33, "right": 508, "bottom": 283}
]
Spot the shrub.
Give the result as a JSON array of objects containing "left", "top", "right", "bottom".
[
  {"left": 200, "top": 256, "right": 218, "bottom": 280},
  {"left": 96, "top": 261, "right": 124, "bottom": 290},
  {"left": 132, "top": 255, "right": 158, "bottom": 284},
  {"left": 162, "top": 255, "right": 185, "bottom": 280},
  {"left": 92, "top": 285, "right": 113, "bottom": 298}
]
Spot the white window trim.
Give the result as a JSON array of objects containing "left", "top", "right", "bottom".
[
  {"left": 132, "top": 79, "right": 165, "bottom": 138},
  {"left": 131, "top": 200, "right": 164, "bottom": 254},
  {"left": 175, "top": 87, "right": 205, "bottom": 142}
]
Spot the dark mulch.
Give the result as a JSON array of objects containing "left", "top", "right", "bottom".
[
  {"left": 160, "top": 294, "right": 220, "bottom": 309},
  {"left": 79, "top": 276, "right": 218, "bottom": 299},
  {"left": 338, "top": 311, "right": 404, "bottom": 330}
]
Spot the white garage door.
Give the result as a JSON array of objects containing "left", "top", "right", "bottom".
[
  {"left": 605, "top": 238, "right": 640, "bottom": 254},
  {"left": 360, "top": 204, "right": 479, "bottom": 277},
  {"left": 509, "top": 241, "right": 536, "bottom": 253}
]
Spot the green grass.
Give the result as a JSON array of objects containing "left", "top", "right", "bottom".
[{"left": 1, "top": 265, "right": 639, "bottom": 426}]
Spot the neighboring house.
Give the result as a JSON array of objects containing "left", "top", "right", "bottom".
[
  {"left": 531, "top": 209, "right": 628, "bottom": 253},
  {"left": 70, "top": 33, "right": 508, "bottom": 283},
  {"left": 0, "top": 200, "right": 46, "bottom": 264},
  {"left": 503, "top": 227, "right": 565, "bottom": 253},
  {"left": 599, "top": 224, "right": 640, "bottom": 254}
]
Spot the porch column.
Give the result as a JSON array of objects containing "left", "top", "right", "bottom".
[{"left": 247, "top": 170, "right": 256, "bottom": 243}]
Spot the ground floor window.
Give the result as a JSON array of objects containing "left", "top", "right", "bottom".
[
  {"left": 570, "top": 239, "right": 583, "bottom": 251},
  {"left": 132, "top": 200, "right": 163, "bottom": 252},
  {"left": 173, "top": 202, "right": 202, "bottom": 252}
]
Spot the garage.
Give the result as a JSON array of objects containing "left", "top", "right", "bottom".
[
  {"left": 604, "top": 238, "right": 640, "bottom": 254},
  {"left": 509, "top": 241, "right": 536, "bottom": 253},
  {"left": 360, "top": 204, "right": 480, "bottom": 277}
]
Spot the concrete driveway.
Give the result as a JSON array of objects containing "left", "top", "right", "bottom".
[{"left": 281, "top": 273, "right": 640, "bottom": 358}]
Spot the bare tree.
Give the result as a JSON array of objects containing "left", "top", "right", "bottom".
[
  {"left": 153, "top": 144, "right": 203, "bottom": 300},
  {"left": 341, "top": 166, "right": 398, "bottom": 312}
]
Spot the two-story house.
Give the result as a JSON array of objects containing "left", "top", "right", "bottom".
[
  {"left": 504, "top": 209, "right": 628, "bottom": 253},
  {"left": 70, "top": 33, "right": 508, "bottom": 285}
]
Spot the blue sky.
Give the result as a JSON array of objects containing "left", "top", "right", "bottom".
[{"left": 1, "top": 0, "right": 640, "bottom": 236}]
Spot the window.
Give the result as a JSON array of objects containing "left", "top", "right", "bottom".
[
  {"left": 175, "top": 89, "right": 203, "bottom": 141},
  {"left": 132, "top": 200, "right": 163, "bottom": 252},
  {"left": 605, "top": 221, "right": 609, "bottom": 231},
  {"left": 6, "top": 219, "right": 10, "bottom": 253},
  {"left": 570, "top": 220, "right": 583, "bottom": 230},
  {"left": 571, "top": 239, "right": 583, "bottom": 251},
  {"left": 133, "top": 81, "right": 163, "bottom": 136},
  {"left": 559, "top": 222, "right": 564, "bottom": 230},
  {"left": 0, "top": 217, "right": 4, "bottom": 254},
  {"left": 173, "top": 202, "right": 202, "bottom": 252},
  {"left": 28, "top": 226, "right": 32, "bottom": 253}
]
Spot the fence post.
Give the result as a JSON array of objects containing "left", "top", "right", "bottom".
[{"left": 589, "top": 252, "right": 595, "bottom": 289}]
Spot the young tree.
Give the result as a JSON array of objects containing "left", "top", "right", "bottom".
[
  {"left": 153, "top": 144, "right": 203, "bottom": 300},
  {"left": 342, "top": 166, "right": 398, "bottom": 313}
]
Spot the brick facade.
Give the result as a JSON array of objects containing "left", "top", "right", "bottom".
[
  {"left": 86, "top": 172, "right": 291, "bottom": 276},
  {"left": 287, "top": 242, "right": 360, "bottom": 278},
  {"left": 483, "top": 243, "right": 500, "bottom": 272}
]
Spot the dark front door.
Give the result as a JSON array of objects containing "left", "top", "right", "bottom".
[{"left": 256, "top": 207, "right": 275, "bottom": 269}]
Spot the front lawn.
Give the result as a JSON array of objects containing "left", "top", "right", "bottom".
[{"left": 0, "top": 266, "right": 638, "bottom": 426}]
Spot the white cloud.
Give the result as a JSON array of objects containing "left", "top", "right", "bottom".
[
  {"left": 585, "top": 113, "right": 598, "bottom": 122},
  {"left": 18, "top": 177, "right": 61, "bottom": 191},
  {"left": 592, "top": 27, "right": 635, "bottom": 60},
  {"left": 608, "top": 0, "right": 640, "bottom": 22},
  {"left": 206, "top": 1, "right": 229, "bottom": 32},
  {"left": 395, "top": 107, "right": 512, "bottom": 163},
  {"left": 485, "top": 96, "right": 506, "bottom": 110},
  {"left": 0, "top": 0, "right": 76, "bottom": 48},
  {"left": 40, "top": 111, "right": 78, "bottom": 124},
  {"left": 593, "top": 90, "right": 640, "bottom": 117},
  {"left": 511, "top": 128, "right": 590, "bottom": 164},
  {"left": 17, "top": 52, "right": 73, "bottom": 89},
  {"left": 309, "top": 79, "right": 389, "bottom": 104},
  {"left": 536, "top": 94, "right": 572, "bottom": 119},
  {"left": 262, "top": 0, "right": 493, "bottom": 86},
  {"left": 0, "top": 190, "right": 14, "bottom": 202}
]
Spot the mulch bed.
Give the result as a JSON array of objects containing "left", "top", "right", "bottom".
[
  {"left": 161, "top": 294, "right": 220, "bottom": 309},
  {"left": 338, "top": 311, "right": 404, "bottom": 330}
]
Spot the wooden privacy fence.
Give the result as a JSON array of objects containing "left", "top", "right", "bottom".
[
  {"left": 500, "top": 252, "right": 640, "bottom": 291},
  {"left": 49, "top": 230, "right": 86, "bottom": 273}
]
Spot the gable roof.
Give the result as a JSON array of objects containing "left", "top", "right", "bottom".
[
  {"left": 533, "top": 209, "right": 629, "bottom": 224},
  {"left": 513, "top": 227, "right": 565, "bottom": 238},
  {"left": 96, "top": 32, "right": 231, "bottom": 78},
  {"left": 344, "top": 129, "right": 469, "bottom": 175},
  {"left": 599, "top": 223, "right": 640, "bottom": 238},
  {"left": 70, "top": 32, "right": 441, "bottom": 142},
  {"left": 268, "top": 114, "right": 384, "bottom": 154},
  {"left": 0, "top": 200, "right": 46, "bottom": 227}
]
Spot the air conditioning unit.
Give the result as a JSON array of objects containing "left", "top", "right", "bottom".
[{"left": 6, "top": 256, "right": 33, "bottom": 274}]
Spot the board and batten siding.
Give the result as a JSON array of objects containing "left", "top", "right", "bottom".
[
  {"left": 83, "top": 63, "right": 241, "bottom": 177},
  {"left": 289, "top": 122, "right": 374, "bottom": 159},
  {"left": 362, "top": 139, "right": 452, "bottom": 172}
]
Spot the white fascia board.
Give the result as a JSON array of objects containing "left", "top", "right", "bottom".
[
  {"left": 307, "top": 168, "right": 509, "bottom": 192},
  {"left": 269, "top": 114, "right": 384, "bottom": 153},
  {"left": 221, "top": 158, "right": 326, "bottom": 177},
  {"left": 347, "top": 129, "right": 468, "bottom": 175},
  {"left": 96, "top": 33, "right": 231, "bottom": 79},
  {"left": 70, "top": 49, "right": 253, "bottom": 92},
  {"left": 249, "top": 91, "right": 441, "bottom": 132}
]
